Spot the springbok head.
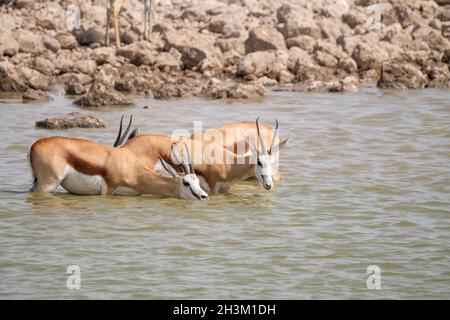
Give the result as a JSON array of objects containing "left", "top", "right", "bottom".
[
  {"left": 158, "top": 142, "right": 209, "bottom": 200},
  {"left": 245, "top": 117, "right": 289, "bottom": 190}
]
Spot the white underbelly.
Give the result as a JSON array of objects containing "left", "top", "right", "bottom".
[
  {"left": 113, "top": 186, "right": 140, "bottom": 196},
  {"left": 60, "top": 165, "right": 106, "bottom": 195}
]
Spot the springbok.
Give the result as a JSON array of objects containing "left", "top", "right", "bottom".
[
  {"left": 115, "top": 118, "right": 288, "bottom": 194},
  {"left": 106, "top": 0, "right": 154, "bottom": 48},
  {"left": 28, "top": 137, "right": 208, "bottom": 200},
  {"left": 190, "top": 118, "right": 289, "bottom": 190}
]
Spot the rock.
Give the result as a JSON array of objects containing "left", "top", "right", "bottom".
[
  {"left": 295, "top": 63, "right": 331, "bottom": 82},
  {"left": 250, "top": 76, "right": 278, "bottom": 87},
  {"left": 21, "top": 67, "right": 51, "bottom": 90},
  {"left": 424, "top": 63, "right": 450, "bottom": 88},
  {"left": 0, "top": 62, "right": 27, "bottom": 92},
  {"left": 442, "top": 21, "right": 450, "bottom": 39},
  {"left": 277, "top": 4, "right": 321, "bottom": 39},
  {"left": 342, "top": 12, "right": 366, "bottom": 28},
  {"left": 237, "top": 50, "right": 288, "bottom": 80},
  {"left": 377, "top": 62, "right": 427, "bottom": 89},
  {"left": 114, "top": 73, "right": 153, "bottom": 95},
  {"left": 36, "top": 114, "right": 105, "bottom": 129},
  {"left": 244, "top": 25, "right": 287, "bottom": 54},
  {"left": 328, "top": 76, "right": 359, "bottom": 92},
  {"left": 30, "top": 57, "right": 55, "bottom": 76},
  {"left": 199, "top": 57, "right": 223, "bottom": 77},
  {"left": 23, "top": 89, "right": 52, "bottom": 102},
  {"left": 55, "top": 33, "right": 78, "bottom": 50},
  {"left": 0, "top": 31, "right": 19, "bottom": 56},
  {"left": 352, "top": 43, "right": 389, "bottom": 72},
  {"left": 154, "top": 49, "right": 182, "bottom": 71},
  {"left": 164, "top": 28, "right": 221, "bottom": 69},
  {"left": 74, "top": 82, "right": 133, "bottom": 106},
  {"left": 65, "top": 82, "right": 87, "bottom": 95},
  {"left": 215, "top": 38, "right": 246, "bottom": 55},
  {"left": 91, "top": 47, "right": 117, "bottom": 65},
  {"left": 393, "top": 4, "right": 422, "bottom": 29},
  {"left": 207, "top": 12, "right": 246, "bottom": 38},
  {"left": 93, "top": 64, "right": 120, "bottom": 87},
  {"left": 337, "top": 57, "right": 358, "bottom": 74},
  {"left": 314, "top": 50, "right": 338, "bottom": 68},
  {"left": 73, "top": 59, "right": 97, "bottom": 75},
  {"left": 75, "top": 27, "right": 103, "bottom": 46},
  {"left": 42, "top": 35, "right": 61, "bottom": 53},
  {"left": 17, "top": 30, "right": 43, "bottom": 53},
  {"left": 202, "top": 80, "right": 266, "bottom": 99},
  {"left": 57, "top": 72, "right": 92, "bottom": 87},
  {"left": 286, "top": 35, "right": 315, "bottom": 52},
  {"left": 152, "top": 83, "right": 186, "bottom": 99},
  {"left": 116, "top": 41, "right": 155, "bottom": 66}
]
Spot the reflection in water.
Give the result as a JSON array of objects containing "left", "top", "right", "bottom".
[{"left": 0, "top": 87, "right": 450, "bottom": 299}]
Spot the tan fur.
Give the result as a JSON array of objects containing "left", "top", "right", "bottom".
[
  {"left": 29, "top": 136, "right": 183, "bottom": 197},
  {"left": 121, "top": 134, "right": 254, "bottom": 194}
]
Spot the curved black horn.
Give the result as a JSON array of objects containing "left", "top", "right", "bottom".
[
  {"left": 117, "top": 115, "right": 133, "bottom": 147},
  {"left": 256, "top": 117, "right": 267, "bottom": 154},
  {"left": 269, "top": 119, "right": 279, "bottom": 154},
  {"left": 171, "top": 143, "right": 189, "bottom": 175},
  {"left": 183, "top": 142, "right": 195, "bottom": 174},
  {"left": 113, "top": 114, "right": 124, "bottom": 147}
]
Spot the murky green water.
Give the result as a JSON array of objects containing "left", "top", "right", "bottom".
[{"left": 0, "top": 86, "right": 449, "bottom": 299}]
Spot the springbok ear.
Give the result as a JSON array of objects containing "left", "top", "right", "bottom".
[
  {"left": 157, "top": 155, "right": 178, "bottom": 179},
  {"left": 278, "top": 137, "right": 289, "bottom": 150},
  {"left": 128, "top": 127, "right": 140, "bottom": 140}
]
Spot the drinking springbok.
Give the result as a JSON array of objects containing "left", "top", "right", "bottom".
[{"left": 28, "top": 137, "right": 208, "bottom": 200}]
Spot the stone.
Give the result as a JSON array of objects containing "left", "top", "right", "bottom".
[
  {"left": 36, "top": 114, "right": 105, "bottom": 129},
  {"left": 237, "top": 50, "right": 288, "bottom": 80},
  {"left": 74, "top": 82, "right": 134, "bottom": 106},
  {"left": 17, "top": 30, "right": 43, "bottom": 53},
  {"left": 202, "top": 80, "right": 266, "bottom": 99},
  {"left": 75, "top": 27, "right": 103, "bottom": 46},
  {"left": 285, "top": 35, "right": 315, "bottom": 52},
  {"left": 23, "top": 89, "right": 52, "bottom": 102},
  {"left": 74, "top": 59, "right": 97, "bottom": 75},
  {"left": 164, "top": 28, "right": 221, "bottom": 69},
  {"left": 42, "top": 35, "right": 61, "bottom": 53},
  {"left": 0, "top": 31, "right": 19, "bottom": 56},
  {"left": 93, "top": 64, "right": 120, "bottom": 87},
  {"left": 30, "top": 57, "right": 55, "bottom": 76},
  {"left": 377, "top": 62, "right": 427, "bottom": 89},
  {"left": 244, "top": 25, "right": 287, "bottom": 54},
  {"left": 116, "top": 41, "right": 155, "bottom": 66},
  {"left": 65, "top": 82, "right": 88, "bottom": 95},
  {"left": 55, "top": 33, "right": 78, "bottom": 50}
]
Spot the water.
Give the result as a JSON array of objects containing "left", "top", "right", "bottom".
[{"left": 0, "top": 86, "right": 449, "bottom": 299}]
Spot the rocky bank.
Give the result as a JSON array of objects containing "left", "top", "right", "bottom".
[{"left": 1, "top": 0, "right": 450, "bottom": 106}]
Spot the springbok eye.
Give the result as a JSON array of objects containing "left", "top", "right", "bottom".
[
  {"left": 183, "top": 181, "right": 190, "bottom": 187},
  {"left": 257, "top": 159, "right": 262, "bottom": 167}
]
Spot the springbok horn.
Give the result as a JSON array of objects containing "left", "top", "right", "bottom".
[
  {"left": 269, "top": 119, "right": 279, "bottom": 155},
  {"left": 158, "top": 155, "right": 176, "bottom": 178},
  {"left": 171, "top": 143, "right": 189, "bottom": 175},
  {"left": 183, "top": 142, "right": 195, "bottom": 174},
  {"left": 113, "top": 114, "right": 124, "bottom": 147},
  {"left": 117, "top": 115, "right": 133, "bottom": 146},
  {"left": 256, "top": 117, "right": 267, "bottom": 154}
]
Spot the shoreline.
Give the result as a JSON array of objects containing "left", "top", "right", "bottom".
[{"left": 1, "top": 0, "right": 450, "bottom": 106}]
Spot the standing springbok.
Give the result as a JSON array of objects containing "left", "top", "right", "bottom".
[
  {"left": 28, "top": 137, "right": 208, "bottom": 200},
  {"left": 115, "top": 118, "right": 288, "bottom": 194},
  {"left": 106, "top": 0, "right": 154, "bottom": 48}
]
